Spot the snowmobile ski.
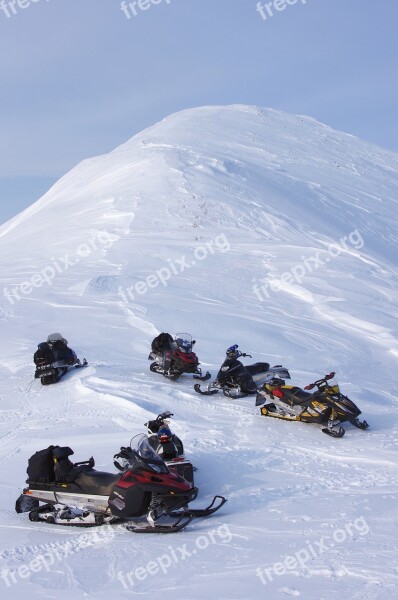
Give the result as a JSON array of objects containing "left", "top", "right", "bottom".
[
  {"left": 194, "top": 383, "right": 219, "bottom": 395},
  {"left": 126, "top": 513, "right": 194, "bottom": 533},
  {"left": 223, "top": 388, "right": 249, "bottom": 399},
  {"left": 76, "top": 359, "right": 88, "bottom": 368},
  {"left": 170, "top": 495, "right": 227, "bottom": 518},
  {"left": 193, "top": 371, "right": 211, "bottom": 381},
  {"left": 350, "top": 418, "right": 369, "bottom": 430},
  {"left": 322, "top": 426, "right": 345, "bottom": 438}
]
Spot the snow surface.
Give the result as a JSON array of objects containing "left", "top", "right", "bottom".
[{"left": 0, "top": 105, "right": 398, "bottom": 600}]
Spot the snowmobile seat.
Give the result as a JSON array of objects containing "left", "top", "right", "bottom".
[
  {"left": 283, "top": 387, "right": 313, "bottom": 406},
  {"left": 246, "top": 362, "right": 270, "bottom": 376},
  {"left": 74, "top": 470, "right": 120, "bottom": 496}
]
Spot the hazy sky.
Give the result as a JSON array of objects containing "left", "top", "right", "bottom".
[{"left": 0, "top": 0, "right": 397, "bottom": 224}]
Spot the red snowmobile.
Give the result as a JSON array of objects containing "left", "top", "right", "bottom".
[
  {"left": 15, "top": 435, "right": 226, "bottom": 533},
  {"left": 149, "top": 333, "right": 210, "bottom": 381}
]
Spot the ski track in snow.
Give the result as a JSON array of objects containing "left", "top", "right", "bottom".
[{"left": 0, "top": 106, "right": 397, "bottom": 599}]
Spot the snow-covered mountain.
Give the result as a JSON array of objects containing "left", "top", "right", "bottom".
[{"left": 0, "top": 105, "right": 397, "bottom": 600}]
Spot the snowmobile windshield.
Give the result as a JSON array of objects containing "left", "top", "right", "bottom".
[
  {"left": 47, "top": 333, "right": 68, "bottom": 345},
  {"left": 130, "top": 434, "right": 169, "bottom": 474},
  {"left": 175, "top": 333, "right": 192, "bottom": 353},
  {"left": 325, "top": 380, "right": 340, "bottom": 395}
]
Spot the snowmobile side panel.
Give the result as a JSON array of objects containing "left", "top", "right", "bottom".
[{"left": 24, "top": 488, "right": 111, "bottom": 512}]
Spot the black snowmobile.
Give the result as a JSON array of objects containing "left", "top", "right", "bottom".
[
  {"left": 145, "top": 411, "right": 195, "bottom": 484},
  {"left": 194, "top": 344, "right": 290, "bottom": 398},
  {"left": 256, "top": 370, "right": 369, "bottom": 438},
  {"left": 148, "top": 332, "right": 210, "bottom": 382},
  {"left": 34, "top": 333, "right": 87, "bottom": 385},
  {"left": 15, "top": 435, "right": 226, "bottom": 533}
]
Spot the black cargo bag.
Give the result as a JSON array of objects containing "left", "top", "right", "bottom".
[
  {"left": 27, "top": 445, "right": 56, "bottom": 483},
  {"left": 53, "top": 446, "right": 74, "bottom": 482},
  {"left": 151, "top": 332, "right": 173, "bottom": 353}
]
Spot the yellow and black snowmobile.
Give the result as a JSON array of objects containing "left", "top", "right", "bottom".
[{"left": 256, "top": 371, "right": 368, "bottom": 438}]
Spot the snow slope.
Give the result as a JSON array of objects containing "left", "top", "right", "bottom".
[{"left": 0, "top": 105, "right": 398, "bottom": 600}]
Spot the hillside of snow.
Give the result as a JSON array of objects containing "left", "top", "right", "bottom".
[{"left": 0, "top": 105, "right": 398, "bottom": 600}]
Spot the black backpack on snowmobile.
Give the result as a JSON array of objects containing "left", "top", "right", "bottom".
[
  {"left": 15, "top": 436, "right": 226, "bottom": 533},
  {"left": 25, "top": 445, "right": 94, "bottom": 483},
  {"left": 150, "top": 332, "right": 174, "bottom": 355}
]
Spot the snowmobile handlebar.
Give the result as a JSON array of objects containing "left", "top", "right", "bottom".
[
  {"left": 157, "top": 411, "right": 174, "bottom": 420},
  {"left": 145, "top": 411, "right": 174, "bottom": 428},
  {"left": 241, "top": 353, "right": 252, "bottom": 358},
  {"left": 304, "top": 372, "right": 336, "bottom": 390},
  {"left": 73, "top": 457, "right": 95, "bottom": 468}
]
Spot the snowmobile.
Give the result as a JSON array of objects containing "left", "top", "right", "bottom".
[
  {"left": 149, "top": 332, "right": 211, "bottom": 382},
  {"left": 34, "top": 333, "right": 87, "bottom": 385},
  {"left": 15, "top": 435, "right": 226, "bottom": 533},
  {"left": 145, "top": 411, "right": 195, "bottom": 484},
  {"left": 194, "top": 344, "right": 290, "bottom": 398},
  {"left": 256, "top": 370, "right": 369, "bottom": 438}
]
